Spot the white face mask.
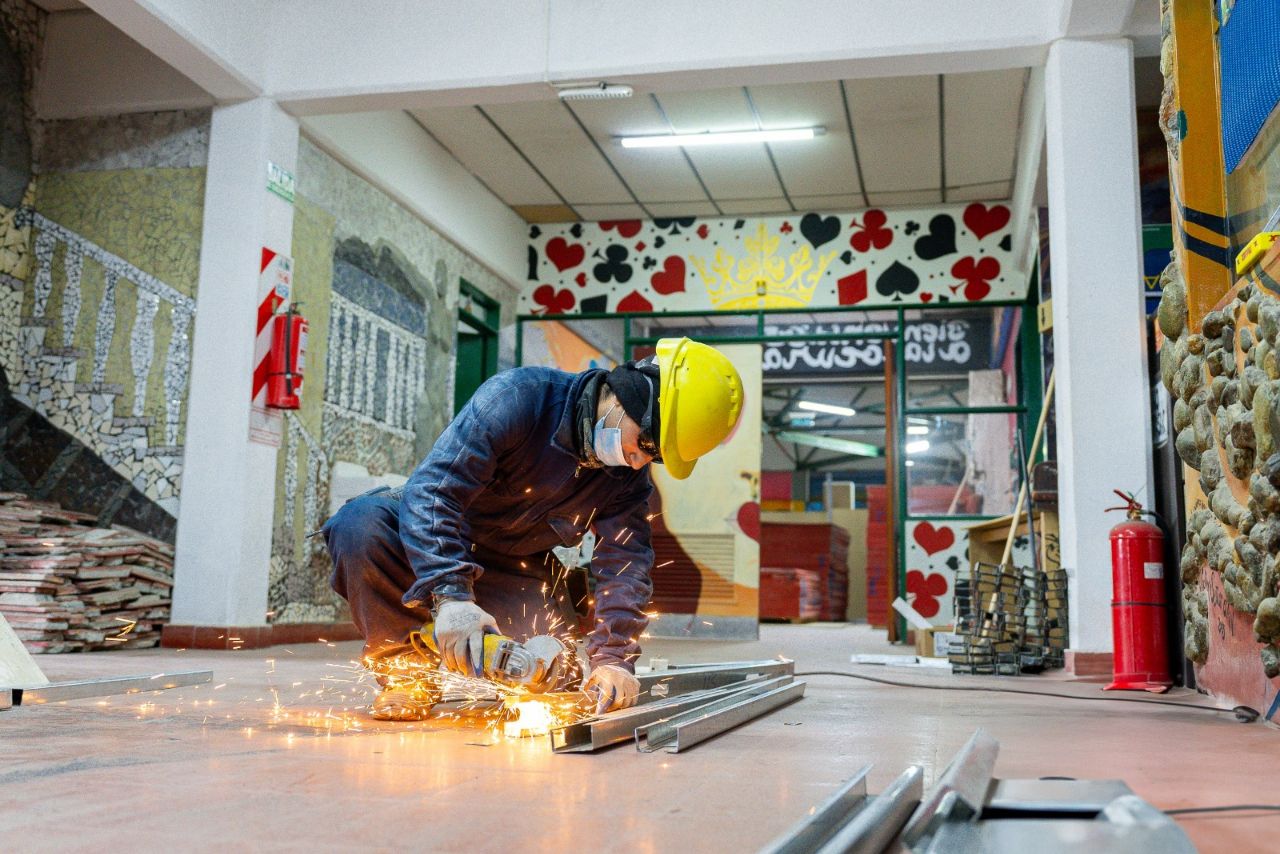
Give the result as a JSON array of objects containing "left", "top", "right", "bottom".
[{"left": 593, "top": 404, "right": 628, "bottom": 467}]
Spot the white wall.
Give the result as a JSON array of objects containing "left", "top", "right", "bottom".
[{"left": 300, "top": 111, "right": 526, "bottom": 289}]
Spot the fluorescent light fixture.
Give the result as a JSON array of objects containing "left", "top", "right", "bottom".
[
  {"left": 905, "top": 460, "right": 916, "bottom": 467},
  {"left": 907, "top": 425, "right": 929, "bottom": 436},
  {"left": 775, "top": 431, "right": 881, "bottom": 458},
  {"left": 557, "top": 83, "right": 633, "bottom": 101},
  {"left": 907, "top": 416, "right": 930, "bottom": 426},
  {"left": 797, "top": 400, "right": 856, "bottom": 417},
  {"left": 619, "top": 127, "right": 821, "bottom": 149},
  {"left": 905, "top": 439, "right": 930, "bottom": 455}
]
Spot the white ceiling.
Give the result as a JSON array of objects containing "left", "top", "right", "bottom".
[{"left": 412, "top": 70, "right": 1030, "bottom": 223}]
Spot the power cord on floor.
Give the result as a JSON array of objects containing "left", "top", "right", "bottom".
[
  {"left": 1163, "top": 805, "right": 1280, "bottom": 816},
  {"left": 793, "top": 669, "right": 1260, "bottom": 722}
]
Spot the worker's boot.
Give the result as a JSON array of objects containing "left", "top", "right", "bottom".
[{"left": 370, "top": 684, "right": 438, "bottom": 721}]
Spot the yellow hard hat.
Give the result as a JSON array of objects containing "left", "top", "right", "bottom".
[{"left": 656, "top": 338, "right": 744, "bottom": 479}]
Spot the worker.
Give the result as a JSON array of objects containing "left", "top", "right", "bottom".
[{"left": 324, "top": 337, "right": 744, "bottom": 721}]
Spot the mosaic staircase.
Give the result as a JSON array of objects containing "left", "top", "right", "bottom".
[{"left": 0, "top": 211, "right": 193, "bottom": 522}]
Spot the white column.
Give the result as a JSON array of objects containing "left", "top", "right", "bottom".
[
  {"left": 1045, "top": 39, "right": 1153, "bottom": 654},
  {"left": 171, "top": 99, "right": 298, "bottom": 627}
]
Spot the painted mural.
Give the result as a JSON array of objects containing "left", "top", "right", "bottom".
[
  {"left": 905, "top": 517, "right": 1053, "bottom": 628},
  {"left": 267, "top": 139, "right": 515, "bottom": 623},
  {"left": 647, "top": 343, "right": 762, "bottom": 639},
  {"left": 0, "top": 0, "right": 205, "bottom": 542},
  {"left": 522, "top": 205, "right": 1021, "bottom": 316}
]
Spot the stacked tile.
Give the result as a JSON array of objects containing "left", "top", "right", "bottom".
[
  {"left": 864, "top": 486, "right": 890, "bottom": 627},
  {"left": 759, "top": 567, "right": 823, "bottom": 622},
  {"left": 760, "top": 523, "right": 849, "bottom": 621},
  {"left": 0, "top": 492, "right": 174, "bottom": 653}
]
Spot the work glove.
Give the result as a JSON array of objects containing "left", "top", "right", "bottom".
[
  {"left": 583, "top": 663, "right": 640, "bottom": 714},
  {"left": 432, "top": 600, "right": 498, "bottom": 677}
]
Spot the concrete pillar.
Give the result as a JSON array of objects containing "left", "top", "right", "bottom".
[
  {"left": 1044, "top": 39, "right": 1152, "bottom": 656},
  {"left": 169, "top": 100, "right": 298, "bottom": 641}
]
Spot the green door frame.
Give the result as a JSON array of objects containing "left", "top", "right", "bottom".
[
  {"left": 515, "top": 292, "right": 1040, "bottom": 642},
  {"left": 454, "top": 279, "right": 501, "bottom": 416}
]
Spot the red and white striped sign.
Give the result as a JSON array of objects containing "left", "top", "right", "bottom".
[{"left": 252, "top": 247, "right": 292, "bottom": 404}]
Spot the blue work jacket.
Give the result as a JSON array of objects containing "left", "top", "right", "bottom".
[{"left": 400, "top": 367, "right": 654, "bottom": 670}]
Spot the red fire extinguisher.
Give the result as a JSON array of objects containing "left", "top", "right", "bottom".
[
  {"left": 1104, "top": 489, "right": 1172, "bottom": 693},
  {"left": 266, "top": 304, "right": 308, "bottom": 410}
]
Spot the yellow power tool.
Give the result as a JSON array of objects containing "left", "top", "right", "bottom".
[{"left": 410, "top": 625, "right": 565, "bottom": 693}]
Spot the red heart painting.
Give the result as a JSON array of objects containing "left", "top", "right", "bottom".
[
  {"left": 616, "top": 291, "right": 654, "bottom": 313},
  {"left": 906, "top": 570, "right": 949, "bottom": 619},
  {"left": 951, "top": 256, "right": 1000, "bottom": 301},
  {"left": 651, "top": 256, "right": 686, "bottom": 295},
  {"left": 920, "top": 293, "right": 933, "bottom": 303},
  {"left": 912, "top": 521, "right": 955, "bottom": 556},
  {"left": 532, "top": 285, "right": 575, "bottom": 315},
  {"left": 736, "top": 502, "right": 760, "bottom": 542},
  {"left": 696, "top": 224, "right": 710, "bottom": 239},
  {"left": 837, "top": 270, "right": 867, "bottom": 305},
  {"left": 546, "top": 237, "right": 585, "bottom": 272},
  {"left": 962, "top": 203, "right": 1010, "bottom": 240},
  {"left": 574, "top": 272, "right": 587, "bottom": 287},
  {"left": 600, "top": 220, "right": 642, "bottom": 238}
]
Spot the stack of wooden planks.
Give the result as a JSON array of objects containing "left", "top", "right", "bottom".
[{"left": 0, "top": 492, "right": 174, "bottom": 653}]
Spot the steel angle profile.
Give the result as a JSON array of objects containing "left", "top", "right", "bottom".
[
  {"left": 760, "top": 765, "right": 924, "bottom": 854},
  {"left": 637, "top": 659, "right": 795, "bottom": 702},
  {"left": 551, "top": 677, "right": 777, "bottom": 753},
  {"left": 12, "top": 670, "right": 213, "bottom": 705},
  {"left": 899, "top": 728, "right": 998, "bottom": 847},
  {"left": 636, "top": 676, "right": 804, "bottom": 753}
]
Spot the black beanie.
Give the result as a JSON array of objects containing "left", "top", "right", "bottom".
[{"left": 605, "top": 359, "right": 660, "bottom": 444}]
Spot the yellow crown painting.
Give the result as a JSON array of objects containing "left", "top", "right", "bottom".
[{"left": 690, "top": 222, "right": 836, "bottom": 310}]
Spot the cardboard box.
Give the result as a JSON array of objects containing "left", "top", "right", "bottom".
[{"left": 914, "top": 626, "right": 957, "bottom": 658}]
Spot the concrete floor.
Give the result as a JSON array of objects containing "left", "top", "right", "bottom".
[{"left": 3, "top": 623, "right": 1277, "bottom": 852}]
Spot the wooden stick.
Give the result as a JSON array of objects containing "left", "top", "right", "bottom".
[{"left": 1001, "top": 369, "right": 1056, "bottom": 566}]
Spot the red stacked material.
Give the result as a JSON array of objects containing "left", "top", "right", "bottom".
[
  {"left": 0, "top": 492, "right": 174, "bottom": 653},
  {"left": 909, "top": 484, "right": 980, "bottom": 515},
  {"left": 760, "top": 523, "right": 850, "bottom": 621},
  {"left": 759, "top": 567, "right": 822, "bottom": 622},
  {"left": 865, "top": 485, "right": 890, "bottom": 627}
]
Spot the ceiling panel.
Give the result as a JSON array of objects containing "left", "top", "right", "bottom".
[
  {"left": 791, "top": 193, "right": 867, "bottom": 211},
  {"left": 645, "top": 200, "right": 721, "bottom": 217},
  {"left": 483, "top": 101, "right": 631, "bottom": 205},
  {"left": 865, "top": 189, "right": 944, "bottom": 208},
  {"left": 947, "top": 181, "right": 1012, "bottom": 202},
  {"left": 844, "top": 76, "right": 941, "bottom": 195},
  {"left": 747, "top": 81, "right": 861, "bottom": 199},
  {"left": 566, "top": 98, "right": 708, "bottom": 203},
  {"left": 655, "top": 88, "right": 784, "bottom": 201},
  {"left": 411, "top": 106, "right": 559, "bottom": 206},
  {"left": 573, "top": 203, "right": 648, "bottom": 220},
  {"left": 511, "top": 204, "right": 578, "bottom": 223},
  {"left": 944, "top": 69, "right": 1025, "bottom": 190},
  {"left": 717, "top": 198, "right": 792, "bottom": 215}
]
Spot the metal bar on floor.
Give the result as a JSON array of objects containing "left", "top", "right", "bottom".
[
  {"left": 760, "top": 764, "right": 873, "bottom": 854},
  {"left": 814, "top": 765, "right": 925, "bottom": 854},
  {"left": 637, "top": 659, "right": 795, "bottom": 703},
  {"left": 13, "top": 670, "right": 213, "bottom": 706},
  {"left": 900, "top": 728, "right": 999, "bottom": 848},
  {"left": 636, "top": 676, "right": 803, "bottom": 753},
  {"left": 551, "top": 678, "right": 774, "bottom": 753}
]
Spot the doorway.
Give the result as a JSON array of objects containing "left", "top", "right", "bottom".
[{"left": 453, "top": 279, "right": 500, "bottom": 416}]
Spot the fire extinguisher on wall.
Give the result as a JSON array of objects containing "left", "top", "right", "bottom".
[
  {"left": 1104, "top": 489, "right": 1173, "bottom": 693},
  {"left": 266, "top": 304, "right": 308, "bottom": 410}
]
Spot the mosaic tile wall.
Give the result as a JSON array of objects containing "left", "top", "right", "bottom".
[
  {"left": 267, "top": 140, "right": 517, "bottom": 622},
  {"left": 0, "top": 95, "right": 208, "bottom": 539}
]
